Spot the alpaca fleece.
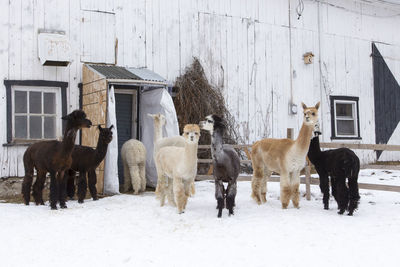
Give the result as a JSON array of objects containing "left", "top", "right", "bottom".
[{"left": 307, "top": 134, "right": 360, "bottom": 215}]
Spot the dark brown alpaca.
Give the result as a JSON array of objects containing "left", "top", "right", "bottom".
[
  {"left": 65, "top": 125, "right": 113, "bottom": 203},
  {"left": 22, "top": 110, "right": 92, "bottom": 209}
]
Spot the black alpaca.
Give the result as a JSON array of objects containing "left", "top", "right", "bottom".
[
  {"left": 200, "top": 115, "right": 240, "bottom": 217},
  {"left": 23, "top": 110, "right": 92, "bottom": 209},
  {"left": 65, "top": 125, "right": 113, "bottom": 203},
  {"left": 307, "top": 131, "right": 360, "bottom": 215}
]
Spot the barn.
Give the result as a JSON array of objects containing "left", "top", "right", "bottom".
[{"left": 1, "top": 0, "right": 400, "bottom": 189}]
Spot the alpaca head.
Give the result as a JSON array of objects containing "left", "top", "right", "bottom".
[
  {"left": 148, "top": 113, "right": 166, "bottom": 127},
  {"left": 98, "top": 125, "right": 114, "bottom": 144},
  {"left": 301, "top": 102, "right": 320, "bottom": 126},
  {"left": 199, "top": 114, "right": 226, "bottom": 134},
  {"left": 183, "top": 124, "right": 201, "bottom": 144},
  {"left": 62, "top": 110, "right": 92, "bottom": 130}
]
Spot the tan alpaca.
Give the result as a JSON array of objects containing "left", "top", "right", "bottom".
[
  {"left": 148, "top": 113, "right": 195, "bottom": 197},
  {"left": 155, "top": 124, "right": 200, "bottom": 213},
  {"left": 251, "top": 102, "right": 320, "bottom": 209}
]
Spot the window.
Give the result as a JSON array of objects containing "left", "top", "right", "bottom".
[
  {"left": 4, "top": 80, "right": 67, "bottom": 144},
  {"left": 330, "top": 96, "right": 361, "bottom": 139}
]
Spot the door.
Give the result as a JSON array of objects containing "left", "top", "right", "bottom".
[{"left": 115, "top": 89, "right": 138, "bottom": 185}]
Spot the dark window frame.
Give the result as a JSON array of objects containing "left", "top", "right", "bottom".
[
  {"left": 330, "top": 95, "right": 361, "bottom": 140},
  {"left": 4, "top": 80, "right": 68, "bottom": 146}
]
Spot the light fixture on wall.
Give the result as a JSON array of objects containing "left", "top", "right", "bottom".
[{"left": 303, "top": 52, "right": 314, "bottom": 64}]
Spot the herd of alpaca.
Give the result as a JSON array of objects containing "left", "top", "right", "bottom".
[{"left": 21, "top": 102, "right": 360, "bottom": 216}]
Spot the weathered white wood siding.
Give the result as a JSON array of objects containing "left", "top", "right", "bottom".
[{"left": 1, "top": 0, "right": 400, "bottom": 177}]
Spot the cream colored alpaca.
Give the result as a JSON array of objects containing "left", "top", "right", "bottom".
[
  {"left": 155, "top": 124, "right": 200, "bottom": 213},
  {"left": 148, "top": 113, "right": 195, "bottom": 196},
  {"left": 251, "top": 102, "right": 320, "bottom": 209},
  {"left": 121, "top": 139, "right": 147, "bottom": 194}
]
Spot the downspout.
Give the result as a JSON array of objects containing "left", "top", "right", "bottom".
[
  {"left": 317, "top": 1, "right": 324, "bottom": 134},
  {"left": 288, "top": 0, "right": 294, "bottom": 113}
]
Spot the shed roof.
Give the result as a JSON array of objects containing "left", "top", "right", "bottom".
[
  {"left": 88, "top": 65, "right": 140, "bottom": 80},
  {"left": 88, "top": 65, "right": 167, "bottom": 83}
]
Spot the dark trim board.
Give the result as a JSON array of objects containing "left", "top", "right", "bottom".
[
  {"left": 3, "top": 80, "right": 68, "bottom": 144},
  {"left": 330, "top": 95, "right": 361, "bottom": 140},
  {"left": 372, "top": 43, "right": 400, "bottom": 158}
]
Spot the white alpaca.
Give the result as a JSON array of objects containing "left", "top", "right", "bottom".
[
  {"left": 155, "top": 124, "right": 200, "bottom": 213},
  {"left": 148, "top": 113, "right": 195, "bottom": 196},
  {"left": 121, "top": 139, "right": 147, "bottom": 194}
]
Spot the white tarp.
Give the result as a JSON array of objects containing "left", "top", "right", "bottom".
[
  {"left": 140, "top": 88, "right": 180, "bottom": 187},
  {"left": 103, "top": 85, "right": 120, "bottom": 194}
]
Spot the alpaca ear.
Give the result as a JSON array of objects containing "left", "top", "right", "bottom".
[
  {"left": 315, "top": 102, "right": 320, "bottom": 110},
  {"left": 147, "top": 113, "right": 155, "bottom": 118},
  {"left": 109, "top": 125, "right": 114, "bottom": 130},
  {"left": 98, "top": 125, "right": 102, "bottom": 131},
  {"left": 61, "top": 114, "right": 71, "bottom": 120},
  {"left": 301, "top": 102, "right": 307, "bottom": 110}
]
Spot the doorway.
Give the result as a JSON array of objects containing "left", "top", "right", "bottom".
[{"left": 114, "top": 88, "right": 139, "bottom": 185}]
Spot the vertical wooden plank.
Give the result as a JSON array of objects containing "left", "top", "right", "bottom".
[{"left": 9, "top": 0, "right": 22, "bottom": 80}]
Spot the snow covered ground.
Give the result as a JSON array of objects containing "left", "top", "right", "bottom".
[{"left": 0, "top": 169, "right": 399, "bottom": 267}]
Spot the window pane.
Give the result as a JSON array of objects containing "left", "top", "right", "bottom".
[
  {"left": 44, "top": 117, "right": 56, "bottom": 139},
  {"left": 336, "top": 103, "right": 353, "bottom": 118},
  {"left": 30, "top": 116, "right": 42, "bottom": 139},
  {"left": 44, "top": 93, "right": 56, "bottom": 114},
  {"left": 15, "top": 91, "right": 27, "bottom": 113},
  {"left": 29, "top": 91, "right": 42, "bottom": 114},
  {"left": 337, "top": 120, "right": 355, "bottom": 135},
  {"left": 15, "top": 116, "right": 27, "bottom": 138}
]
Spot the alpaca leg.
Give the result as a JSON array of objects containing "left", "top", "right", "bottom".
[
  {"left": 156, "top": 173, "right": 167, "bottom": 206},
  {"left": 58, "top": 171, "right": 68, "bottom": 209},
  {"left": 190, "top": 182, "right": 196, "bottom": 197},
  {"left": 280, "top": 172, "right": 291, "bottom": 209},
  {"left": 88, "top": 169, "right": 98, "bottom": 201},
  {"left": 347, "top": 175, "right": 360, "bottom": 216},
  {"left": 251, "top": 167, "right": 264, "bottom": 205},
  {"left": 139, "top": 163, "right": 146, "bottom": 192},
  {"left": 49, "top": 172, "right": 58, "bottom": 210},
  {"left": 173, "top": 177, "right": 185, "bottom": 213},
  {"left": 121, "top": 160, "right": 131, "bottom": 193},
  {"left": 22, "top": 169, "right": 34, "bottom": 206},
  {"left": 130, "top": 165, "right": 141, "bottom": 195},
  {"left": 66, "top": 170, "right": 76, "bottom": 200},
  {"left": 215, "top": 180, "right": 225, "bottom": 217},
  {"left": 290, "top": 171, "right": 301, "bottom": 209},
  {"left": 166, "top": 177, "right": 176, "bottom": 206},
  {"left": 182, "top": 180, "right": 192, "bottom": 210},
  {"left": 77, "top": 171, "right": 87, "bottom": 204},
  {"left": 226, "top": 180, "right": 237, "bottom": 216},
  {"left": 335, "top": 177, "right": 349, "bottom": 215},
  {"left": 261, "top": 168, "right": 271, "bottom": 203},
  {"left": 32, "top": 170, "right": 47, "bottom": 205},
  {"left": 319, "top": 172, "right": 330, "bottom": 210}
]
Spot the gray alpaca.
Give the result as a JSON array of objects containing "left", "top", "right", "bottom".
[{"left": 200, "top": 115, "right": 240, "bottom": 217}]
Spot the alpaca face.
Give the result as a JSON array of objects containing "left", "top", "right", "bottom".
[
  {"left": 199, "top": 115, "right": 215, "bottom": 133},
  {"left": 62, "top": 110, "right": 92, "bottom": 129},
  {"left": 183, "top": 124, "right": 200, "bottom": 143},
  {"left": 148, "top": 113, "right": 166, "bottom": 126},
  {"left": 98, "top": 125, "right": 114, "bottom": 144},
  {"left": 301, "top": 102, "right": 320, "bottom": 126}
]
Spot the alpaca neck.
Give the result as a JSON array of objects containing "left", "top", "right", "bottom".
[
  {"left": 183, "top": 141, "right": 198, "bottom": 166},
  {"left": 307, "top": 137, "right": 322, "bottom": 165},
  {"left": 61, "top": 126, "right": 77, "bottom": 157},
  {"left": 293, "top": 122, "right": 314, "bottom": 155},
  {"left": 153, "top": 121, "right": 164, "bottom": 143},
  {"left": 94, "top": 138, "right": 109, "bottom": 166},
  {"left": 211, "top": 127, "right": 224, "bottom": 160}
]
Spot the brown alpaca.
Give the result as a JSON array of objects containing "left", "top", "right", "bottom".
[
  {"left": 22, "top": 110, "right": 92, "bottom": 209},
  {"left": 251, "top": 102, "right": 320, "bottom": 209}
]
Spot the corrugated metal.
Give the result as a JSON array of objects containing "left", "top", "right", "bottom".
[
  {"left": 127, "top": 68, "right": 167, "bottom": 82},
  {"left": 88, "top": 65, "right": 141, "bottom": 80}
]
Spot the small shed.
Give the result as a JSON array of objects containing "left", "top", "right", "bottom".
[{"left": 81, "top": 64, "right": 180, "bottom": 194}]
